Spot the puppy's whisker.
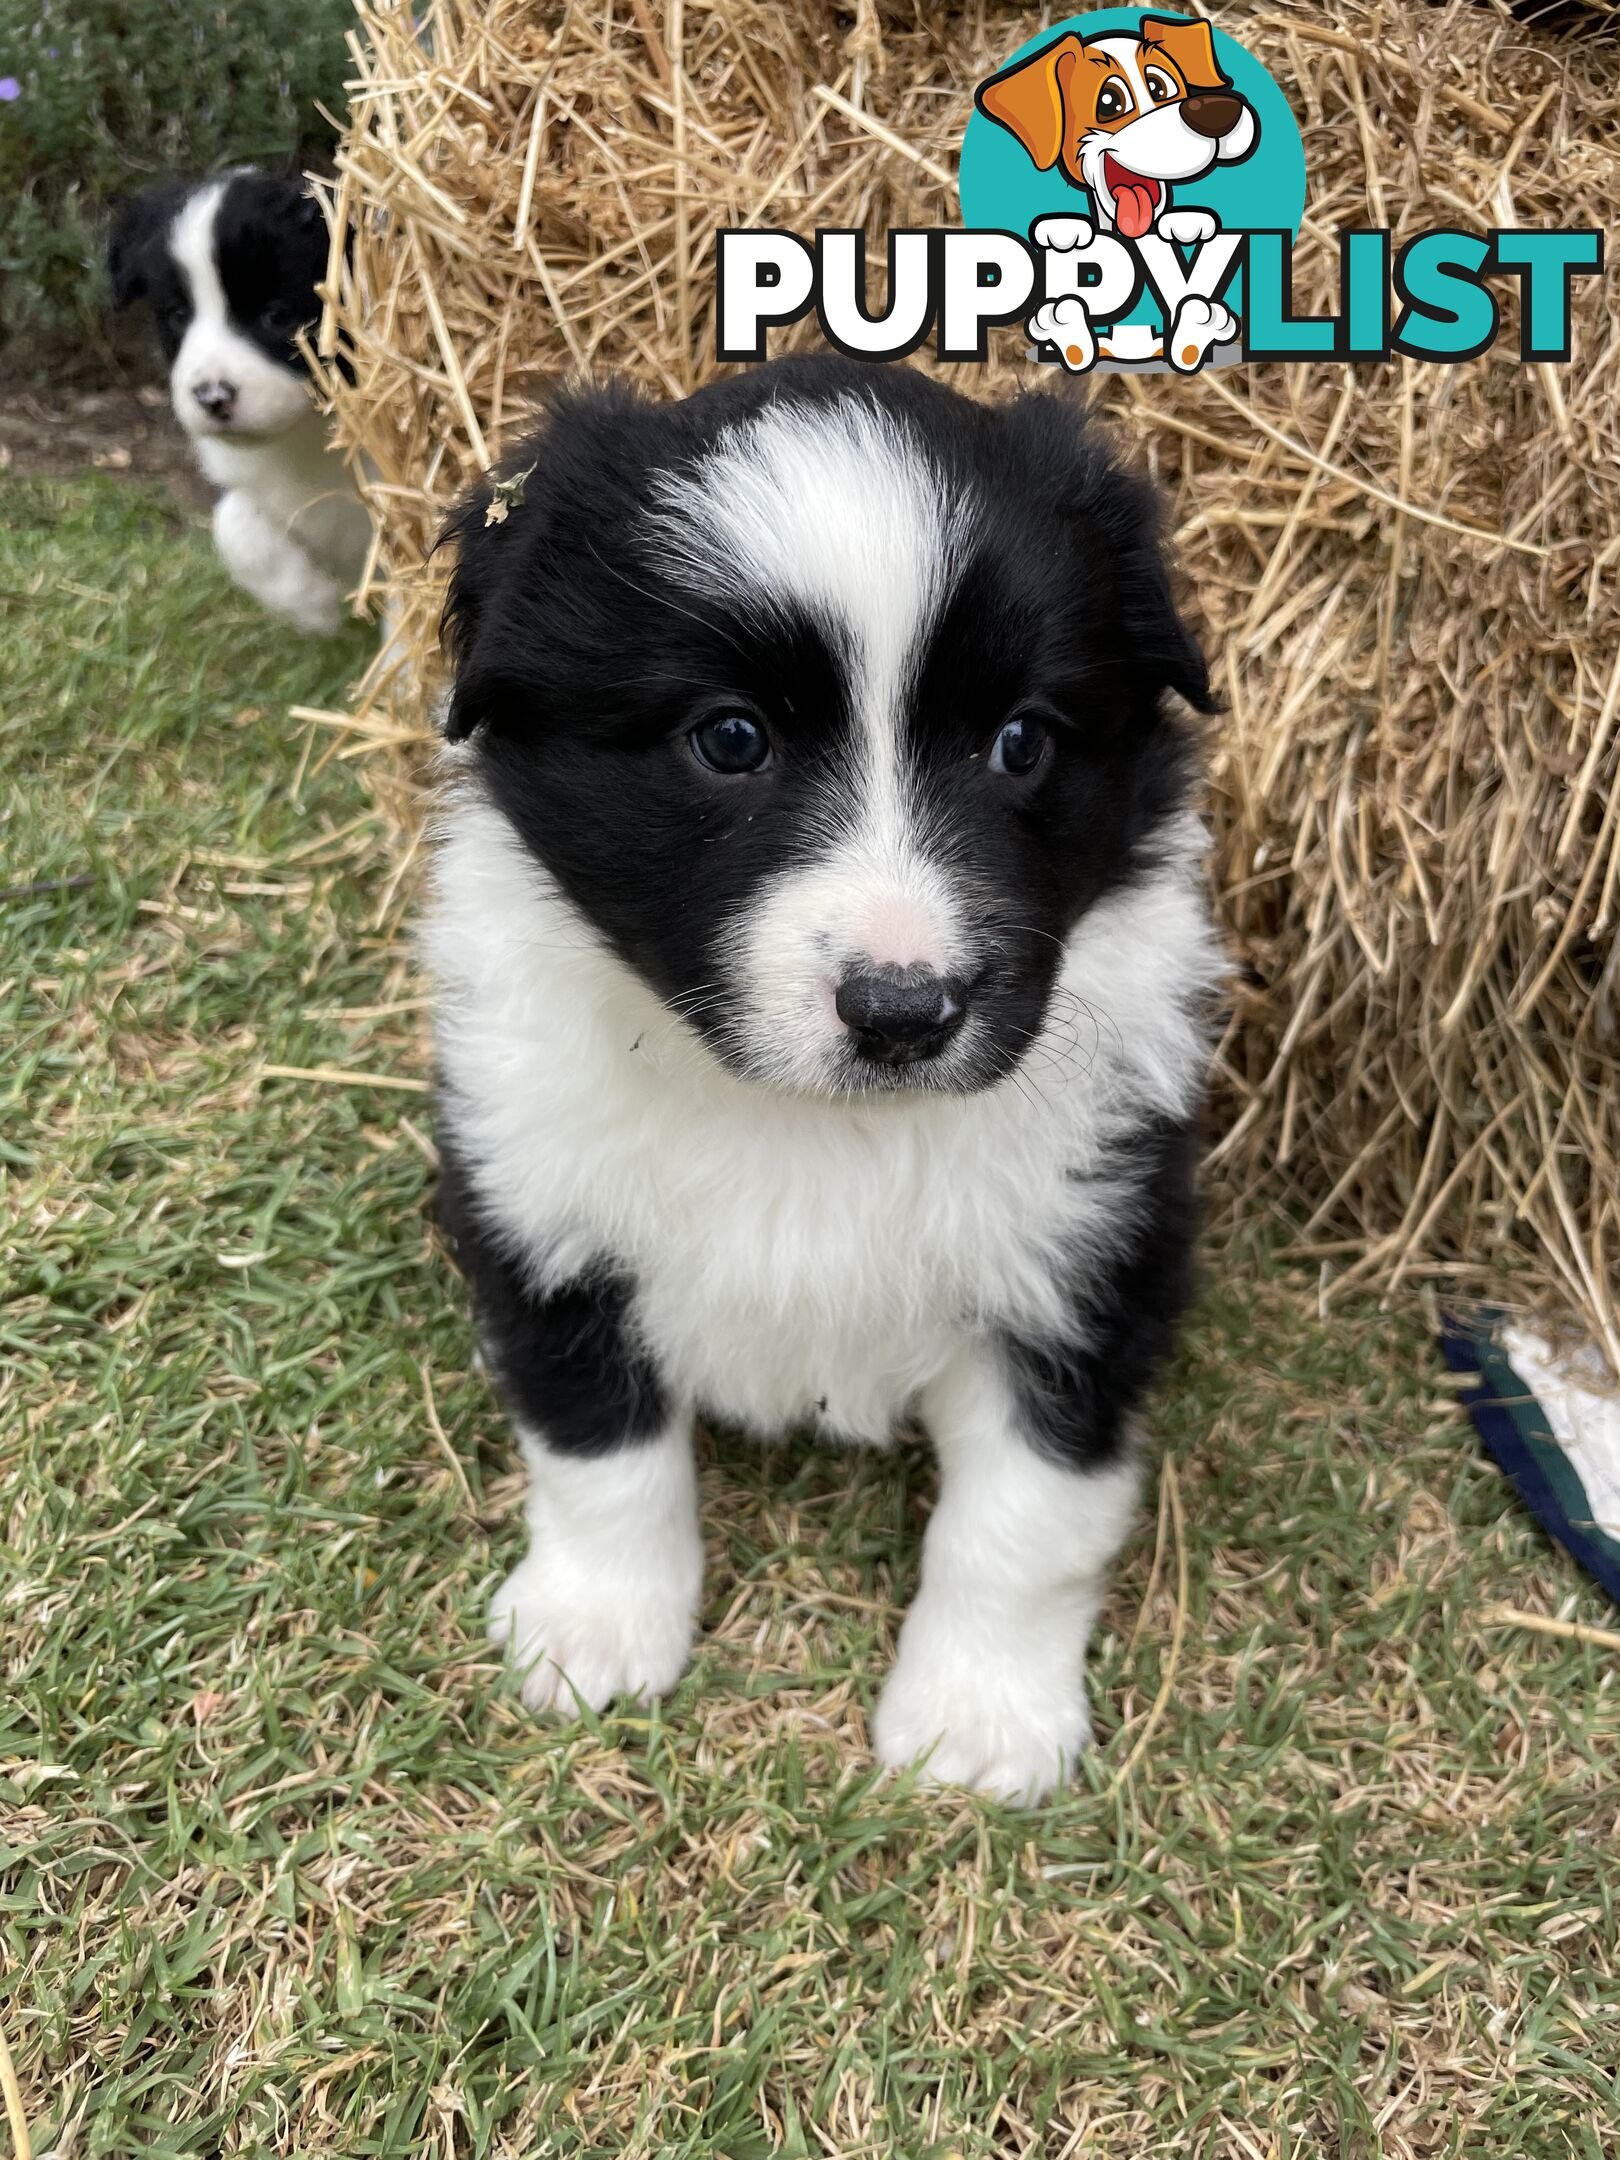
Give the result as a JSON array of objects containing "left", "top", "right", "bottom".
[
  {"left": 644, "top": 987, "right": 732, "bottom": 1056},
  {"left": 1069, "top": 995, "right": 1124, "bottom": 1064},
  {"left": 583, "top": 536, "right": 755, "bottom": 664}
]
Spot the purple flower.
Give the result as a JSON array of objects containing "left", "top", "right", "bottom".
[{"left": 0, "top": 79, "right": 20, "bottom": 102}]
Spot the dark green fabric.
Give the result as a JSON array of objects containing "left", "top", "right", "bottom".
[{"left": 1440, "top": 1313, "right": 1620, "bottom": 1605}]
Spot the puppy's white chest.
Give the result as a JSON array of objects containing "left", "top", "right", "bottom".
[
  {"left": 195, "top": 421, "right": 369, "bottom": 582},
  {"left": 435, "top": 968, "right": 1088, "bottom": 1446},
  {"left": 447, "top": 998, "right": 1084, "bottom": 1441},
  {"left": 617, "top": 1102, "right": 1074, "bottom": 1442}
]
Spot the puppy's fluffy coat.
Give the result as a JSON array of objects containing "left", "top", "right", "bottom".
[
  {"left": 110, "top": 170, "right": 369, "bottom": 634},
  {"left": 429, "top": 356, "right": 1220, "bottom": 1802}
]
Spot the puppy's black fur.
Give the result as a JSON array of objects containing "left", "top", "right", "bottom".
[{"left": 437, "top": 1135, "right": 671, "bottom": 1458}]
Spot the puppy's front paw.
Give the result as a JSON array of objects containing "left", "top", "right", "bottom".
[
  {"left": 293, "top": 596, "right": 346, "bottom": 638},
  {"left": 873, "top": 1628, "right": 1090, "bottom": 1804},
  {"left": 489, "top": 1552, "right": 696, "bottom": 1714}
]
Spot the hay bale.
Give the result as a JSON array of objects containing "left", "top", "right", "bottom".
[{"left": 316, "top": 0, "right": 1620, "bottom": 1357}]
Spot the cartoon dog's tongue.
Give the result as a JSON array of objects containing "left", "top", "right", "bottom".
[{"left": 1104, "top": 156, "right": 1160, "bottom": 239}]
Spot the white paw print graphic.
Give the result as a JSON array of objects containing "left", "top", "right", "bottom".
[
  {"left": 1167, "top": 293, "right": 1239, "bottom": 372},
  {"left": 1027, "top": 296, "right": 1096, "bottom": 373},
  {"left": 1156, "top": 208, "right": 1219, "bottom": 247},
  {"left": 1030, "top": 214, "right": 1095, "bottom": 254}
]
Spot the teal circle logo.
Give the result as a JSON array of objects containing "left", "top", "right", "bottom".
[{"left": 959, "top": 9, "right": 1306, "bottom": 368}]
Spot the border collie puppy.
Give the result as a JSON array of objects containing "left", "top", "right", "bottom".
[
  {"left": 109, "top": 170, "right": 369, "bottom": 635},
  {"left": 429, "top": 356, "right": 1221, "bottom": 1802}
]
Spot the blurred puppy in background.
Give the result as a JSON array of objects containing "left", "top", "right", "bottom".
[
  {"left": 109, "top": 169, "right": 369, "bottom": 635},
  {"left": 429, "top": 355, "right": 1221, "bottom": 1804}
]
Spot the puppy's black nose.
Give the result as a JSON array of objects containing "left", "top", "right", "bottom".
[
  {"left": 193, "top": 380, "right": 237, "bottom": 420},
  {"left": 836, "top": 965, "right": 967, "bottom": 1065},
  {"left": 1180, "top": 92, "right": 1243, "bottom": 139}
]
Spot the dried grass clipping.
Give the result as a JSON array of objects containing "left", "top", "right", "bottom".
[{"left": 313, "top": 0, "right": 1620, "bottom": 1359}]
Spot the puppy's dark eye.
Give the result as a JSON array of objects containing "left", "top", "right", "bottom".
[
  {"left": 989, "top": 711, "right": 1050, "bottom": 777},
  {"left": 261, "top": 300, "right": 308, "bottom": 335},
  {"left": 1096, "top": 78, "right": 1130, "bottom": 121},
  {"left": 689, "top": 709, "right": 771, "bottom": 775},
  {"left": 1143, "top": 68, "right": 1178, "bottom": 104}
]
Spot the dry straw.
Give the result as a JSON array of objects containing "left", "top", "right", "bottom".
[{"left": 313, "top": 0, "right": 1620, "bottom": 1358}]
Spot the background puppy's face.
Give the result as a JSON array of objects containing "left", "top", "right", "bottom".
[
  {"left": 109, "top": 174, "right": 328, "bottom": 441},
  {"left": 442, "top": 362, "right": 1210, "bottom": 1098}
]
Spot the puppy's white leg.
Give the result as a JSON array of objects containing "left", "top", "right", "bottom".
[
  {"left": 438, "top": 1145, "right": 703, "bottom": 1717},
  {"left": 491, "top": 1417, "right": 703, "bottom": 1713},
  {"left": 212, "top": 489, "right": 345, "bottom": 635},
  {"left": 874, "top": 1345, "right": 1141, "bottom": 1803}
]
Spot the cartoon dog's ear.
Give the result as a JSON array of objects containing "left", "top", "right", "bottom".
[
  {"left": 107, "top": 186, "right": 183, "bottom": 309},
  {"left": 974, "top": 34, "right": 1085, "bottom": 174},
  {"left": 1139, "top": 14, "right": 1229, "bottom": 93}
]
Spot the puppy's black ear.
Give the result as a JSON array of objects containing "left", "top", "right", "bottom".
[
  {"left": 1120, "top": 539, "right": 1217, "bottom": 715},
  {"left": 107, "top": 186, "right": 183, "bottom": 309},
  {"left": 436, "top": 381, "right": 654, "bottom": 743},
  {"left": 274, "top": 179, "right": 332, "bottom": 250},
  {"left": 437, "top": 424, "right": 558, "bottom": 742},
  {"left": 999, "top": 391, "right": 1218, "bottom": 717},
  {"left": 1084, "top": 448, "right": 1218, "bottom": 716},
  {"left": 437, "top": 474, "right": 501, "bottom": 742},
  {"left": 1079, "top": 441, "right": 1216, "bottom": 715}
]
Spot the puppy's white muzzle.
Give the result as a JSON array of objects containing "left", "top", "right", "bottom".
[
  {"left": 728, "top": 838, "right": 981, "bottom": 1093},
  {"left": 171, "top": 325, "right": 313, "bottom": 442}
]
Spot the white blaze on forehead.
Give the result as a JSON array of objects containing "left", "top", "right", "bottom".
[
  {"left": 647, "top": 394, "right": 968, "bottom": 747},
  {"left": 646, "top": 393, "right": 979, "bottom": 1090},
  {"left": 168, "top": 179, "right": 230, "bottom": 334}
]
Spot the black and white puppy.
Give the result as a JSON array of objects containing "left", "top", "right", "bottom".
[
  {"left": 429, "top": 355, "right": 1221, "bottom": 1803},
  {"left": 109, "top": 169, "right": 369, "bottom": 634}
]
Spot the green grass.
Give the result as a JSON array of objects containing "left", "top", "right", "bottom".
[{"left": 2, "top": 475, "right": 1617, "bottom": 2159}]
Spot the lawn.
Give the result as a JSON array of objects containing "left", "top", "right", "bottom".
[{"left": 2, "top": 475, "right": 1616, "bottom": 2159}]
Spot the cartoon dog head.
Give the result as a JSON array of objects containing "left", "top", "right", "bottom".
[{"left": 975, "top": 15, "right": 1256, "bottom": 239}]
